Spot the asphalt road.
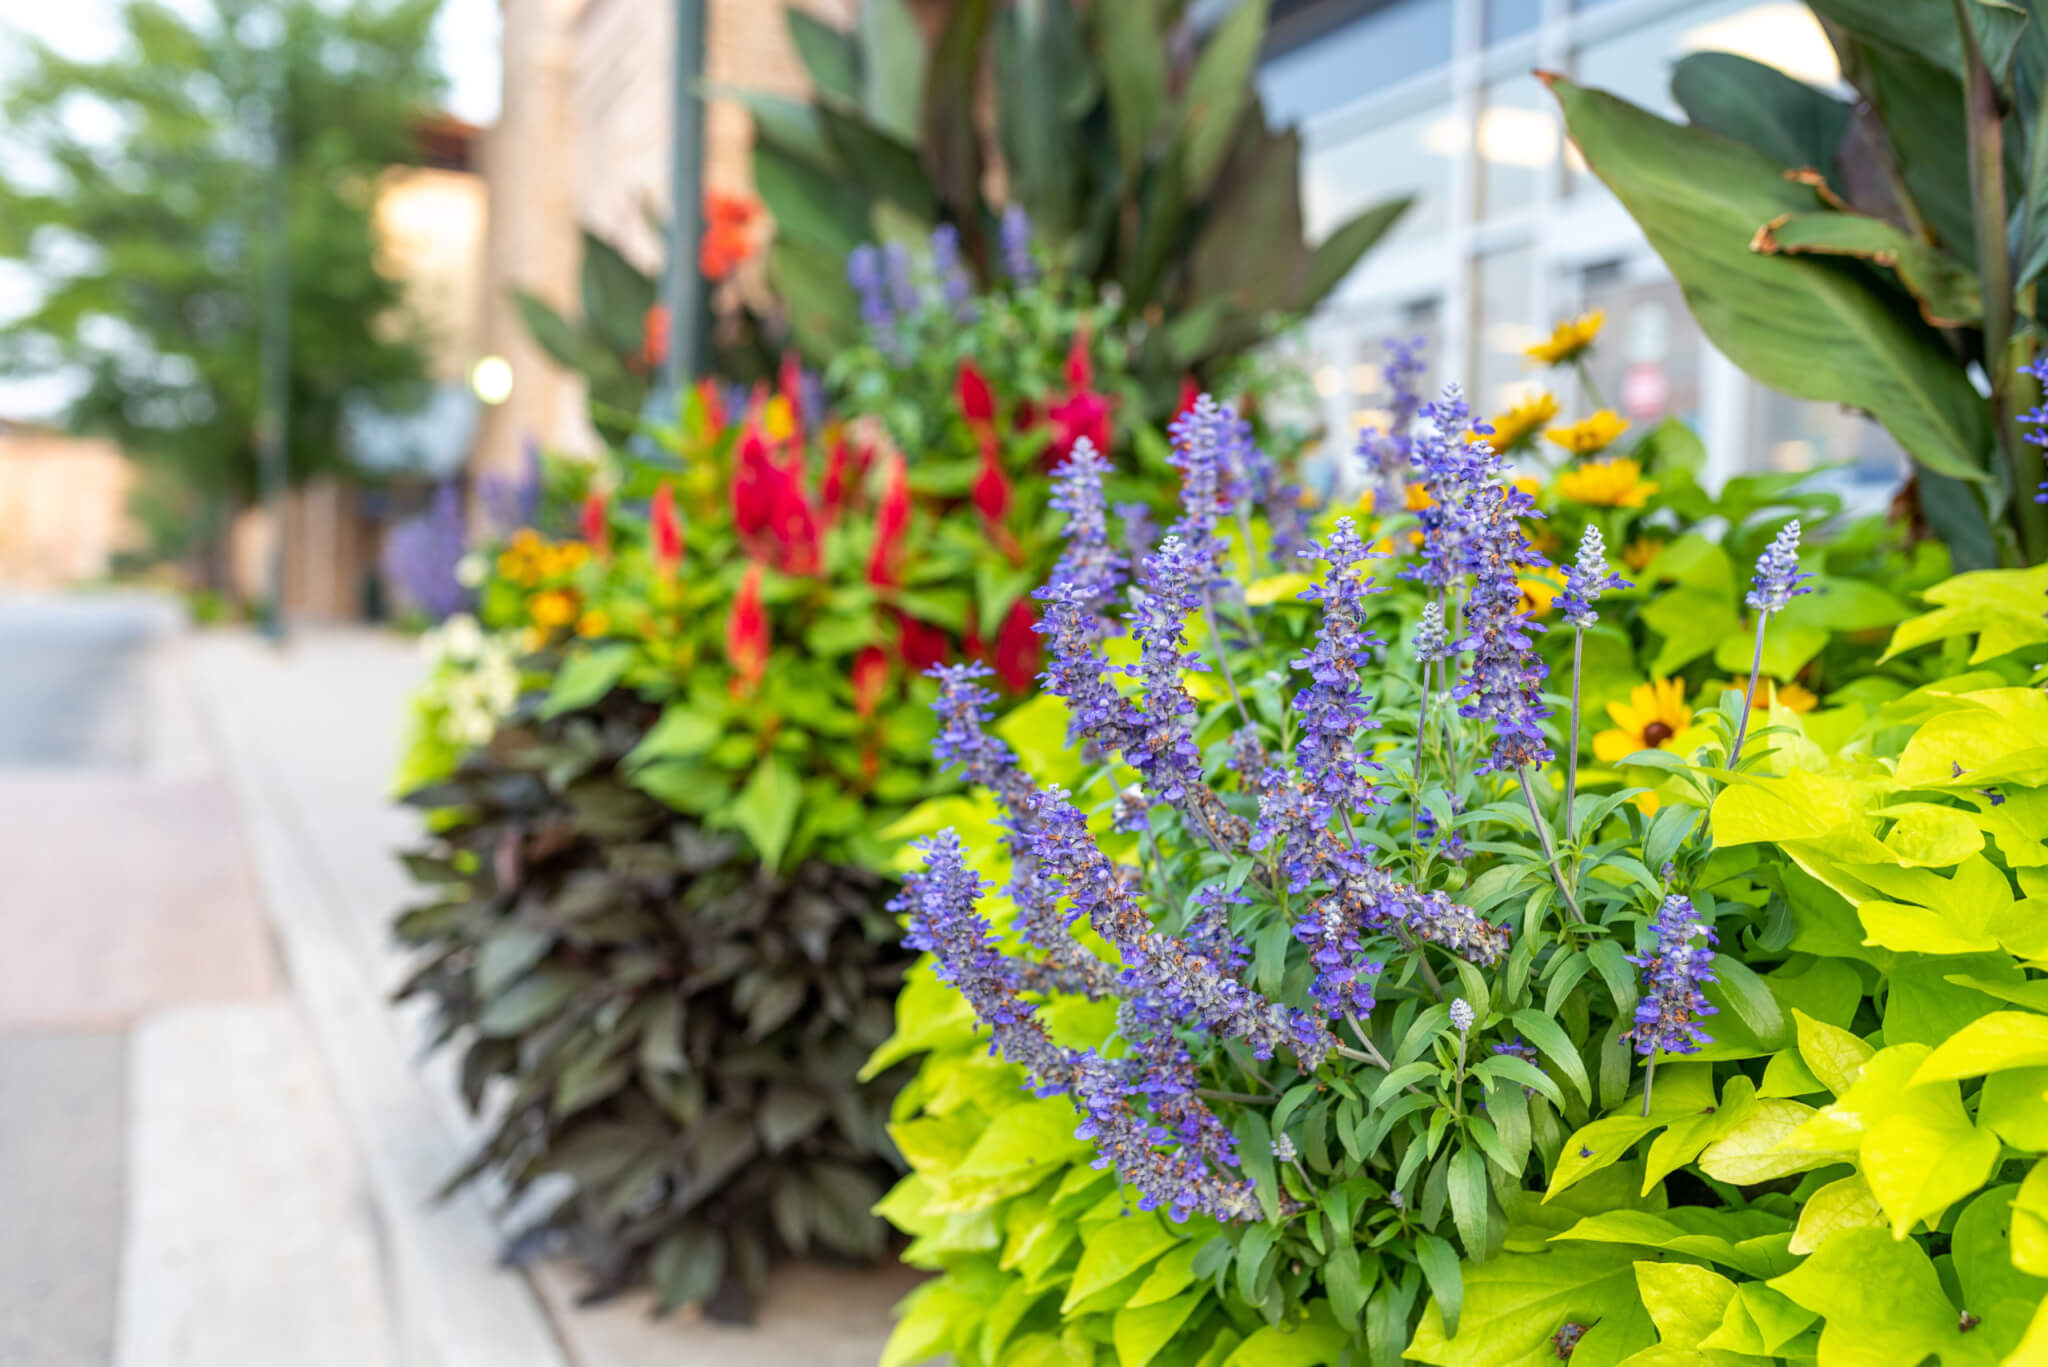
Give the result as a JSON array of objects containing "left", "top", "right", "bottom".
[{"left": 0, "top": 593, "right": 169, "bottom": 766}]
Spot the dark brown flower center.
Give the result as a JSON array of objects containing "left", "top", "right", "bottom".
[{"left": 1642, "top": 720, "right": 1675, "bottom": 747}]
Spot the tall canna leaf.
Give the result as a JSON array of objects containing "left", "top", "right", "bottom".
[
  {"left": 1178, "top": 0, "right": 1268, "bottom": 197},
  {"left": 1670, "top": 52, "right": 1853, "bottom": 177},
  {"left": 786, "top": 9, "right": 861, "bottom": 106},
  {"left": 921, "top": 0, "right": 993, "bottom": 263},
  {"left": 1547, "top": 75, "right": 1994, "bottom": 551}
]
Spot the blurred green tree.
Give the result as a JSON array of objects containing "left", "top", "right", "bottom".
[{"left": 0, "top": 0, "right": 445, "bottom": 560}]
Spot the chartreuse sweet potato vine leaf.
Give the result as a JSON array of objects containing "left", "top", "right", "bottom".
[
  {"left": 1405, "top": 1243, "right": 1646, "bottom": 1367},
  {"left": 1883, "top": 566, "right": 2048, "bottom": 663}
]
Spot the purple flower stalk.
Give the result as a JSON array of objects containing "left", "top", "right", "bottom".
[
  {"left": 896, "top": 835, "right": 1257, "bottom": 1223},
  {"left": 928, "top": 224, "right": 975, "bottom": 321},
  {"left": 1414, "top": 601, "right": 1450, "bottom": 663},
  {"left": 1033, "top": 578, "right": 1143, "bottom": 757},
  {"left": 845, "top": 245, "right": 894, "bottom": 336},
  {"left": 1124, "top": 536, "right": 1211, "bottom": 807},
  {"left": 1285, "top": 518, "right": 1384, "bottom": 818},
  {"left": 1449, "top": 997, "right": 1474, "bottom": 1034},
  {"left": 1356, "top": 337, "right": 1426, "bottom": 515},
  {"left": 882, "top": 242, "right": 921, "bottom": 319},
  {"left": 1453, "top": 465, "right": 1553, "bottom": 774},
  {"left": 1746, "top": 521, "right": 1813, "bottom": 614},
  {"left": 999, "top": 204, "right": 1035, "bottom": 283},
  {"left": 382, "top": 480, "right": 472, "bottom": 620},
  {"left": 1624, "top": 894, "right": 1717, "bottom": 1057},
  {"left": 1165, "top": 395, "right": 1241, "bottom": 576},
  {"left": 1405, "top": 387, "right": 1492, "bottom": 593},
  {"left": 1558, "top": 526, "right": 1629, "bottom": 628},
  {"left": 1045, "top": 438, "right": 1125, "bottom": 617}
]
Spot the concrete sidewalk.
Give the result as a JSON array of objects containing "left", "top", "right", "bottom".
[{"left": 182, "top": 626, "right": 917, "bottom": 1367}]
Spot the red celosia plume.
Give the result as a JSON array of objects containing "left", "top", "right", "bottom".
[
  {"left": 851, "top": 645, "right": 889, "bottom": 719},
  {"left": 991, "top": 600, "right": 1041, "bottom": 693},
  {"left": 726, "top": 564, "right": 770, "bottom": 695},
  {"left": 580, "top": 491, "right": 609, "bottom": 559},
  {"left": 651, "top": 481, "right": 683, "bottom": 573},
  {"left": 956, "top": 360, "right": 995, "bottom": 425},
  {"left": 867, "top": 458, "right": 911, "bottom": 588}
]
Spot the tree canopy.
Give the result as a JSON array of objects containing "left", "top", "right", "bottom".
[{"left": 0, "top": 0, "right": 446, "bottom": 508}]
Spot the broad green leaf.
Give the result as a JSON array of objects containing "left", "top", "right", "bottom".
[
  {"left": 728, "top": 756, "right": 802, "bottom": 867},
  {"left": 1881, "top": 802, "right": 1986, "bottom": 867},
  {"left": 1751, "top": 210, "right": 1980, "bottom": 327},
  {"left": 1405, "top": 1243, "right": 1643, "bottom": 1367},
  {"left": 955, "top": 1096, "right": 1089, "bottom": 1177},
  {"left": 1113, "top": 1294, "right": 1201, "bottom": 1367},
  {"left": 1770, "top": 1229, "right": 1966, "bottom": 1367},
  {"left": 477, "top": 967, "right": 591, "bottom": 1036},
  {"left": 1125, "top": 1242, "right": 1200, "bottom": 1309},
  {"left": 1642, "top": 1075, "right": 1759, "bottom": 1193},
  {"left": 1547, "top": 76, "right": 1992, "bottom": 487},
  {"left": 1633, "top": 1260, "right": 1741, "bottom": 1351},
  {"left": 1509, "top": 1008, "right": 1594, "bottom": 1105},
  {"left": 786, "top": 9, "right": 860, "bottom": 104},
  {"left": 1697, "top": 1282, "right": 1819, "bottom": 1357},
  {"left": 1883, "top": 567, "right": 2048, "bottom": 662},
  {"left": 1788, "top": 1175, "right": 1885, "bottom": 1255},
  {"left": 1545, "top": 1115, "right": 1661, "bottom": 1200},
  {"left": 2015, "top": 1161, "right": 2048, "bottom": 1277},
  {"left": 857, "top": 0, "right": 924, "bottom": 142},
  {"left": 1977, "top": 1066, "right": 2048, "bottom": 1149},
  {"left": 540, "top": 644, "right": 633, "bottom": 719},
  {"left": 1550, "top": 1205, "right": 1794, "bottom": 1280},
  {"left": 1893, "top": 688, "right": 2048, "bottom": 787},
  {"left": 1860, "top": 1103, "right": 2000, "bottom": 1236},
  {"left": 1793, "top": 1008, "right": 1876, "bottom": 1096},
  {"left": 1696, "top": 1099, "right": 1824, "bottom": 1184},
  {"left": 625, "top": 701, "right": 722, "bottom": 767},
  {"left": 1913, "top": 1010, "right": 2048, "bottom": 1082},
  {"left": 1062, "top": 1214, "right": 1181, "bottom": 1312},
  {"left": 1670, "top": 50, "right": 1852, "bottom": 174},
  {"left": 1296, "top": 197, "right": 1412, "bottom": 315},
  {"left": 1178, "top": 0, "right": 1265, "bottom": 196},
  {"left": 1096, "top": 0, "right": 1166, "bottom": 179},
  {"left": 1221, "top": 1303, "right": 1350, "bottom": 1367}
]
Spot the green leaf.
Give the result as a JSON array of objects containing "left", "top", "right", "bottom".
[
  {"left": 1413, "top": 1234, "right": 1464, "bottom": 1340},
  {"left": 1178, "top": 0, "right": 1266, "bottom": 196},
  {"left": 1768, "top": 1228, "right": 1967, "bottom": 1367},
  {"left": 651, "top": 1226, "right": 726, "bottom": 1312},
  {"left": 1696, "top": 1099, "right": 1825, "bottom": 1184},
  {"left": 625, "top": 702, "right": 723, "bottom": 767},
  {"left": 1508, "top": 1010, "right": 1592, "bottom": 1106},
  {"left": 918, "top": 0, "right": 989, "bottom": 226},
  {"left": 1096, "top": 0, "right": 1167, "bottom": 180},
  {"left": 1670, "top": 50, "right": 1852, "bottom": 174},
  {"left": 1405, "top": 1243, "right": 1644, "bottom": 1367},
  {"left": 1546, "top": 1115, "right": 1660, "bottom": 1200},
  {"left": 955, "top": 1096, "right": 1089, "bottom": 1177},
  {"left": 1633, "top": 1260, "right": 1741, "bottom": 1350},
  {"left": 1789, "top": 1174, "right": 1886, "bottom": 1254},
  {"left": 787, "top": 9, "right": 860, "bottom": 105},
  {"left": 856, "top": 0, "right": 925, "bottom": 143},
  {"left": 578, "top": 229, "right": 656, "bottom": 358},
  {"left": 1296, "top": 196, "right": 1411, "bottom": 315},
  {"left": 1793, "top": 1008, "right": 1876, "bottom": 1096},
  {"left": 754, "top": 138, "right": 871, "bottom": 259},
  {"left": 816, "top": 104, "right": 936, "bottom": 219},
  {"left": 1220, "top": 1303, "right": 1350, "bottom": 1367},
  {"left": 729, "top": 756, "right": 802, "bottom": 867},
  {"left": 1546, "top": 75, "right": 1993, "bottom": 489},
  {"left": 477, "top": 967, "right": 590, "bottom": 1036},
  {"left": 1113, "top": 1295, "right": 1201, "bottom": 1367},
  {"left": 1913, "top": 1010, "right": 2048, "bottom": 1083},
  {"left": 1448, "top": 1147, "right": 1490, "bottom": 1262},
  {"left": 1752, "top": 210, "right": 1981, "bottom": 327},
  {"left": 513, "top": 290, "right": 595, "bottom": 372},
  {"left": 539, "top": 644, "right": 633, "bottom": 719},
  {"left": 1063, "top": 1214, "right": 1180, "bottom": 1313}
]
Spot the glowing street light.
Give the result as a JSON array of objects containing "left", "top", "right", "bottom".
[{"left": 470, "top": 354, "right": 513, "bottom": 405}]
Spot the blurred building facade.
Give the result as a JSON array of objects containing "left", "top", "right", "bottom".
[
  {"left": 0, "top": 422, "right": 134, "bottom": 586},
  {"left": 471, "top": 0, "right": 858, "bottom": 479},
  {"left": 1267, "top": 0, "right": 1902, "bottom": 501}
]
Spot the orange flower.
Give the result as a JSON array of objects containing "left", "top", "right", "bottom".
[{"left": 700, "top": 190, "right": 761, "bottom": 280}]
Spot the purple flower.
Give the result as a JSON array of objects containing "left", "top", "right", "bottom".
[
  {"left": 1021, "top": 787, "right": 1329, "bottom": 1067},
  {"left": 1124, "top": 536, "right": 1210, "bottom": 806},
  {"left": 1165, "top": 395, "right": 1241, "bottom": 574},
  {"left": 382, "top": 481, "right": 472, "bottom": 620},
  {"left": 999, "top": 204, "right": 1035, "bottom": 283},
  {"left": 1625, "top": 893, "right": 1718, "bottom": 1056},
  {"left": 1117, "top": 501, "right": 1157, "bottom": 569},
  {"left": 1356, "top": 337, "right": 1426, "bottom": 515},
  {"left": 1452, "top": 456, "right": 1553, "bottom": 774},
  {"left": 1746, "top": 520, "right": 1814, "bottom": 614},
  {"left": 1045, "top": 438, "right": 1125, "bottom": 617},
  {"left": 1033, "top": 577, "right": 1143, "bottom": 756},
  {"left": 1405, "top": 387, "right": 1492, "bottom": 592},
  {"left": 1553, "top": 1322, "right": 1586, "bottom": 1359},
  {"left": 477, "top": 439, "right": 541, "bottom": 535},
  {"left": 1449, "top": 997, "right": 1474, "bottom": 1034},
  {"left": 882, "top": 242, "right": 921, "bottom": 318},
  {"left": 928, "top": 223, "right": 975, "bottom": 321},
  {"left": 1284, "top": 517, "right": 1384, "bottom": 818},
  {"left": 846, "top": 245, "right": 894, "bottom": 336},
  {"left": 928, "top": 662, "right": 1037, "bottom": 816},
  {"left": 1558, "top": 525, "right": 1630, "bottom": 628}
]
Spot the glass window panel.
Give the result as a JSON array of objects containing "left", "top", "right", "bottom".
[
  {"left": 1485, "top": 0, "right": 1543, "bottom": 45},
  {"left": 1747, "top": 388, "right": 1907, "bottom": 513},
  {"left": 1302, "top": 103, "right": 1453, "bottom": 245},
  {"left": 1473, "top": 247, "right": 1541, "bottom": 419},
  {"left": 1258, "top": 0, "right": 1454, "bottom": 125},
  {"left": 1478, "top": 73, "right": 1558, "bottom": 218},
  {"left": 1572, "top": 270, "right": 1702, "bottom": 432},
  {"left": 1567, "top": 2, "right": 1836, "bottom": 194},
  {"left": 1308, "top": 300, "right": 1445, "bottom": 498}
]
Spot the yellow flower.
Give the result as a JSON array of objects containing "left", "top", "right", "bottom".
[
  {"left": 530, "top": 589, "right": 578, "bottom": 629},
  {"left": 1405, "top": 482, "right": 1433, "bottom": 512},
  {"left": 510, "top": 529, "right": 543, "bottom": 553},
  {"left": 762, "top": 395, "right": 797, "bottom": 442},
  {"left": 556, "top": 541, "right": 592, "bottom": 571},
  {"left": 1555, "top": 456, "right": 1656, "bottom": 508},
  {"left": 1517, "top": 576, "right": 1560, "bottom": 617},
  {"left": 1486, "top": 393, "right": 1559, "bottom": 451},
  {"left": 575, "top": 608, "right": 611, "bottom": 639},
  {"left": 1594, "top": 679, "right": 1694, "bottom": 764},
  {"left": 1545, "top": 409, "right": 1631, "bottom": 457},
  {"left": 1723, "top": 677, "right": 1818, "bottom": 713},
  {"left": 1526, "top": 311, "right": 1604, "bottom": 366},
  {"left": 1622, "top": 537, "right": 1664, "bottom": 572}
]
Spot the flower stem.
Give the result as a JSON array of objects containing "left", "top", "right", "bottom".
[
  {"left": 1198, "top": 1087, "right": 1276, "bottom": 1105},
  {"left": 1565, "top": 629, "right": 1584, "bottom": 843},
  {"left": 1518, "top": 765, "right": 1584, "bottom": 924},
  {"left": 1574, "top": 356, "right": 1607, "bottom": 411},
  {"left": 1641, "top": 1054, "right": 1657, "bottom": 1118},
  {"left": 1203, "top": 595, "right": 1256, "bottom": 732},
  {"left": 1728, "top": 612, "right": 1768, "bottom": 767}
]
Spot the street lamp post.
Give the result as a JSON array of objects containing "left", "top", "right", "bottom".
[
  {"left": 257, "top": 36, "right": 291, "bottom": 641},
  {"left": 664, "top": 0, "right": 706, "bottom": 400}
]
